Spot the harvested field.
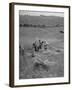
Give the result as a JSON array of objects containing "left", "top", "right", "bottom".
[{"left": 19, "top": 14, "right": 64, "bottom": 79}]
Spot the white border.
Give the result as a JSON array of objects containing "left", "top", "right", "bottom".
[{"left": 14, "top": 5, "right": 69, "bottom": 86}]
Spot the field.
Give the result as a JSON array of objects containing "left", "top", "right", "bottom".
[{"left": 19, "top": 15, "right": 64, "bottom": 79}]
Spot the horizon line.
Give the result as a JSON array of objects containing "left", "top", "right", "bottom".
[{"left": 19, "top": 14, "right": 64, "bottom": 17}]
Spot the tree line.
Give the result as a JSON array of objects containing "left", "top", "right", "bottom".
[{"left": 19, "top": 23, "right": 64, "bottom": 28}]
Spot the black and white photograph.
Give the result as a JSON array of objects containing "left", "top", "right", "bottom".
[
  {"left": 19, "top": 10, "right": 64, "bottom": 79},
  {"left": 9, "top": 3, "right": 70, "bottom": 87}
]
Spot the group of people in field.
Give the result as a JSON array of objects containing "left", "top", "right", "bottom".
[
  {"left": 32, "top": 39, "right": 48, "bottom": 52},
  {"left": 31, "top": 39, "right": 48, "bottom": 57},
  {"left": 19, "top": 39, "right": 48, "bottom": 56}
]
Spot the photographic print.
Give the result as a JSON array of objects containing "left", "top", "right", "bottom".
[
  {"left": 9, "top": 3, "right": 70, "bottom": 87},
  {"left": 19, "top": 10, "right": 64, "bottom": 79}
]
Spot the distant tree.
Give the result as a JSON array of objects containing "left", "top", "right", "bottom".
[
  {"left": 60, "top": 31, "right": 64, "bottom": 33},
  {"left": 20, "top": 24, "right": 23, "bottom": 27}
]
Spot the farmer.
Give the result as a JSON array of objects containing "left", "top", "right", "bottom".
[
  {"left": 19, "top": 45, "right": 24, "bottom": 55},
  {"left": 41, "top": 40, "right": 48, "bottom": 50},
  {"left": 39, "top": 40, "right": 42, "bottom": 49},
  {"left": 34, "top": 40, "right": 39, "bottom": 51},
  {"left": 32, "top": 42, "right": 37, "bottom": 51},
  {"left": 32, "top": 43, "right": 36, "bottom": 57}
]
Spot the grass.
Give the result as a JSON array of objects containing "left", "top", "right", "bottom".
[{"left": 19, "top": 16, "right": 64, "bottom": 79}]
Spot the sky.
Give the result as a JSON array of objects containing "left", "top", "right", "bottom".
[{"left": 19, "top": 10, "right": 64, "bottom": 17}]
